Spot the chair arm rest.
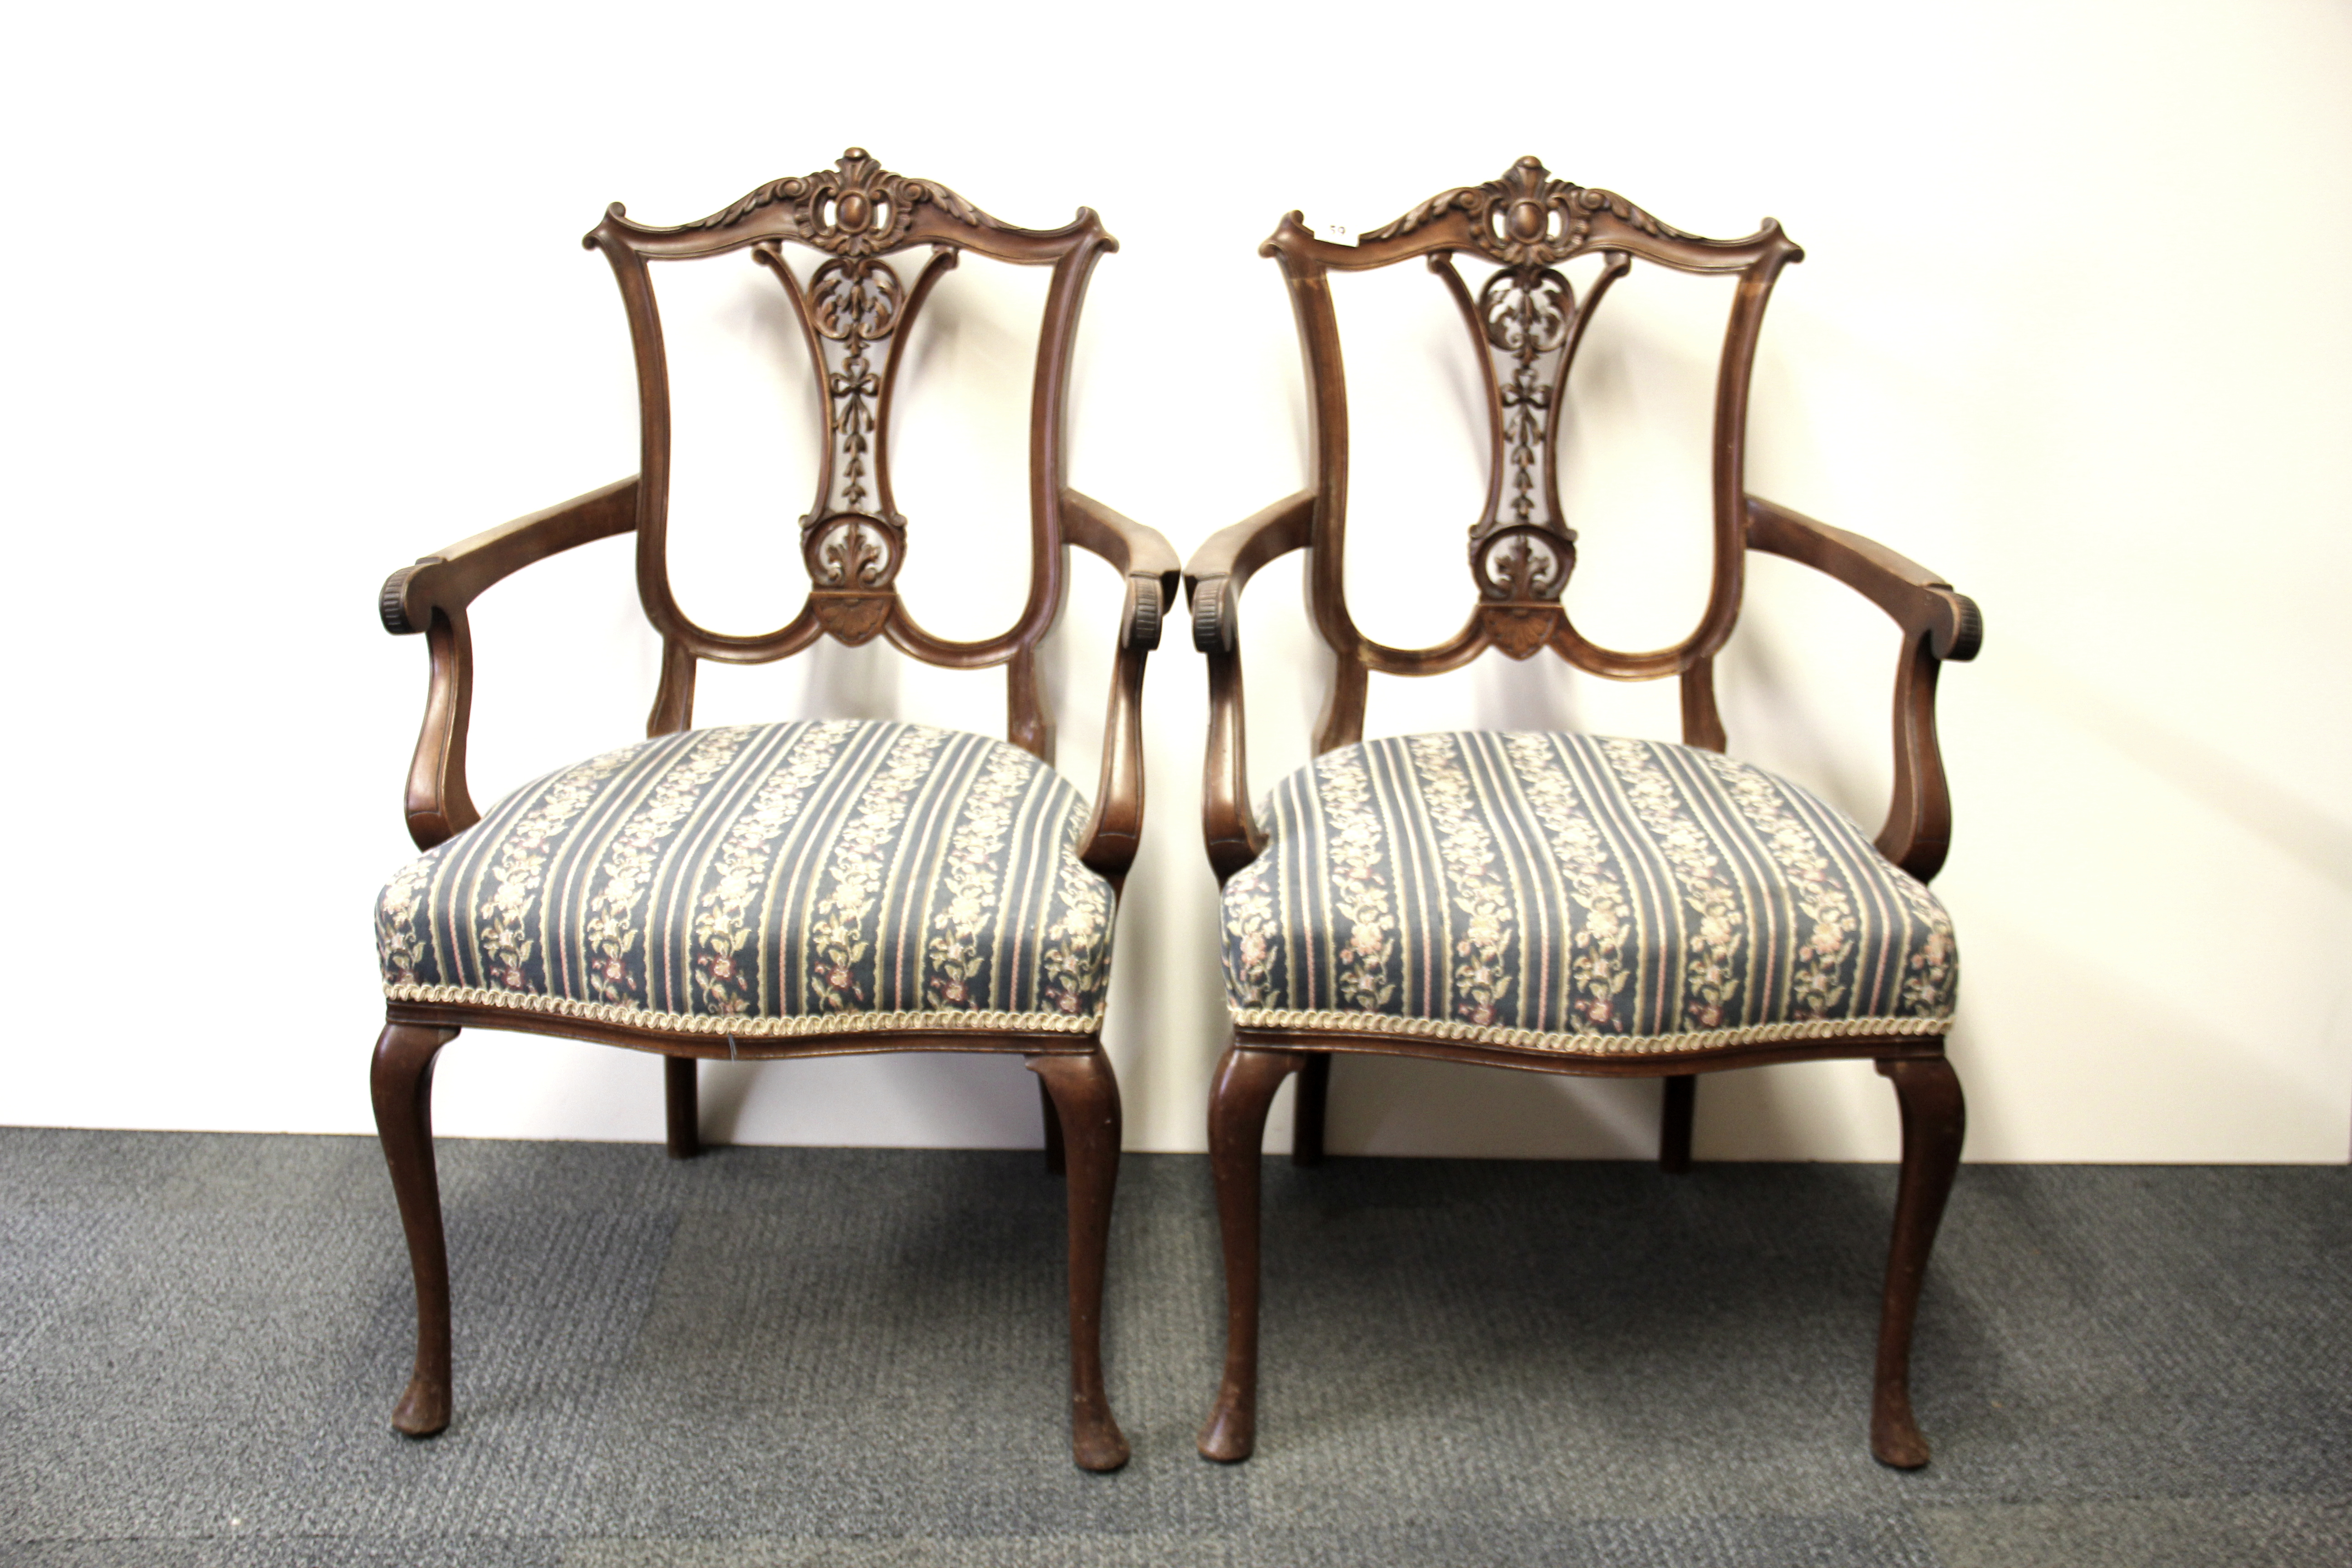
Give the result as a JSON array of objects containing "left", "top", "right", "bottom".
[
  {"left": 379, "top": 477, "right": 640, "bottom": 636},
  {"left": 1062, "top": 486, "right": 1181, "bottom": 608},
  {"left": 1183, "top": 490, "right": 1316, "bottom": 884},
  {"left": 377, "top": 476, "right": 638, "bottom": 852},
  {"left": 1744, "top": 495, "right": 1980, "bottom": 661},
  {"left": 1743, "top": 494, "right": 1984, "bottom": 883}
]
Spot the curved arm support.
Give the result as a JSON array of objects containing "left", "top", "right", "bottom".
[
  {"left": 1744, "top": 494, "right": 1983, "bottom": 882},
  {"left": 378, "top": 477, "right": 640, "bottom": 851},
  {"left": 1184, "top": 491, "right": 1316, "bottom": 885},
  {"left": 1063, "top": 487, "right": 1181, "bottom": 598},
  {"left": 1065, "top": 489, "right": 1179, "bottom": 885}
]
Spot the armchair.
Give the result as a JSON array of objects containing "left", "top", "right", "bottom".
[
  {"left": 370, "top": 150, "right": 1175, "bottom": 1472},
  {"left": 1187, "top": 158, "right": 1981, "bottom": 1469}
]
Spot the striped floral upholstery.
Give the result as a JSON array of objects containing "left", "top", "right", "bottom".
[
  {"left": 1222, "top": 733, "right": 1956, "bottom": 1056},
  {"left": 377, "top": 721, "right": 1112, "bottom": 1039}
]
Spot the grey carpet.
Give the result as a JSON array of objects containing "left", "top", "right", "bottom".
[{"left": 0, "top": 1128, "right": 2344, "bottom": 1566}]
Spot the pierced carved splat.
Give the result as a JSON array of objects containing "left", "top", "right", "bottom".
[
  {"left": 1468, "top": 264, "right": 1577, "bottom": 658},
  {"left": 766, "top": 245, "right": 931, "bottom": 642},
  {"left": 809, "top": 256, "right": 902, "bottom": 517},
  {"left": 1432, "top": 246, "right": 1626, "bottom": 659},
  {"left": 751, "top": 216, "right": 958, "bottom": 646}
]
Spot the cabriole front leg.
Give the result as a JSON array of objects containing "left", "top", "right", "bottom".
[
  {"left": 1198, "top": 1043, "right": 1303, "bottom": 1462},
  {"left": 1872, "top": 1054, "right": 1965, "bottom": 1468},
  {"left": 1028, "top": 1048, "right": 1129, "bottom": 1472},
  {"left": 371, "top": 1021, "right": 459, "bottom": 1437}
]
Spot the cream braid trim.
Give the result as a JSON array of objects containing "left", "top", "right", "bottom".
[
  {"left": 386, "top": 984, "right": 1101, "bottom": 1036},
  {"left": 1230, "top": 1009, "right": 1950, "bottom": 1056}
]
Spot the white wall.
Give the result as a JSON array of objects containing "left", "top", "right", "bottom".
[{"left": 5, "top": 0, "right": 2347, "bottom": 1162}]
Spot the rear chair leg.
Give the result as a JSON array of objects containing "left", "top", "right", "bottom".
[
  {"left": 664, "top": 1055, "right": 701, "bottom": 1160},
  {"left": 1291, "top": 1053, "right": 1330, "bottom": 1166},
  {"left": 1198, "top": 1044, "right": 1303, "bottom": 1463},
  {"left": 1872, "top": 1055, "right": 1966, "bottom": 1468},
  {"left": 1039, "top": 1076, "right": 1067, "bottom": 1176},
  {"left": 371, "top": 1021, "right": 459, "bottom": 1437},
  {"left": 1028, "top": 1047, "right": 1128, "bottom": 1472},
  {"left": 1659, "top": 1073, "right": 1695, "bottom": 1174}
]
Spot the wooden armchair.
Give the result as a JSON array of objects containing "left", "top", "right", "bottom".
[
  {"left": 370, "top": 150, "right": 1175, "bottom": 1472},
  {"left": 1186, "top": 158, "right": 1981, "bottom": 1468}
]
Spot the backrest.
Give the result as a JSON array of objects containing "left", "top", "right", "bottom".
[
  {"left": 1263, "top": 156, "right": 1803, "bottom": 753},
  {"left": 585, "top": 149, "right": 1116, "bottom": 759}
]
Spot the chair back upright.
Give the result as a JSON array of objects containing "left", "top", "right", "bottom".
[
  {"left": 586, "top": 147, "right": 1117, "bottom": 760},
  {"left": 1263, "top": 156, "right": 1803, "bottom": 754}
]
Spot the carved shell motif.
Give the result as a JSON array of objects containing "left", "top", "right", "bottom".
[
  {"left": 687, "top": 147, "right": 994, "bottom": 255},
  {"left": 1362, "top": 156, "right": 1692, "bottom": 267}
]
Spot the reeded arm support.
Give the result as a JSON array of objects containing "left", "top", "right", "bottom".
[
  {"left": 1184, "top": 490, "right": 1316, "bottom": 885},
  {"left": 1062, "top": 488, "right": 1180, "bottom": 884},
  {"left": 1744, "top": 494, "right": 1982, "bottom": 882},
  {"left": 378, "top": 477, "right": 641, "bottom": 849}
]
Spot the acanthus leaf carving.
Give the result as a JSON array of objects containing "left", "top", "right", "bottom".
[
  {"left": 1360, "top": 186, "right": 1480, "bottom": 243},
  {"left": 688, "top": 148, "right": 995, "bottom": 255},
  {"left": 805, "top": 515, "right": 902, "bottom": 590},
  {"left": 1362, "top": 156, "right": 1694, "bottom": 268}
]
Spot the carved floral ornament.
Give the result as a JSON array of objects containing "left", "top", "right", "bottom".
[
  {"left": 689, "top": 147, "right": 994, "bottom": 255},
  {"left": 1363, "top": 155, "right": 1691, "bottom": 268}
]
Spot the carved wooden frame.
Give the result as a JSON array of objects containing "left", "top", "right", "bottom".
[
  {"left": 373, "top": 151, "right": 1177, "bottom": 1473},
  {"left": 1184, "top": 158, "right": 1983, "bottom": 1471}
]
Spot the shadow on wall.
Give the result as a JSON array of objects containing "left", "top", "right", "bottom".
[
  {"left": 1994, "top": 647, "right": 2352, "bottom": 895},
  {"left": 697, "top": 1051, "right": 1045, "bottom": 1150},
  {"left": 1318, "top": 1052, "right": 1862, "bottom": 1162}
]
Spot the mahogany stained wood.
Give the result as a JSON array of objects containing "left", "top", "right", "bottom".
[
  {"left": 372, "top": 152, "right": 1171, "bottom": 1472},
  {"left": 663, "top": 1056, "right": 700, "bottom": 1161},
  {"left": 1185, "top": 158, "right": 1982, "bottom": 1470}
]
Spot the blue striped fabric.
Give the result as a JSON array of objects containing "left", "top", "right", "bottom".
[
  {"left": 1222, "top": 733, "right": 1956, "bottom": 1055},
  {"left": 377, "top": 721, "right": 1112, "bottom": 1038}
]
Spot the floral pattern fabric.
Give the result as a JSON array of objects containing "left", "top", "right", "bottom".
[
  {"left": 1221, "top": 733, "right": 1957, "bottom": 1056},
  {"left": 377, "top": 721, "right": 1113, "bottom": 1037}
]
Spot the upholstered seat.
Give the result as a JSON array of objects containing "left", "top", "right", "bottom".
[
  {"left": 377, "top": 720, "right": 1113, "bottom": 1039},
  {"left": 1221, "top": 732, "right": 1955, "bottom": 1057}
]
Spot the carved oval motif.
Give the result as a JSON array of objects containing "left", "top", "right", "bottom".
[
  {"left": 809, "top": 258, "right": 904, "bottom": 342},
  {"left": 793, "top": 149, "right": 920, "bottom": 255},
  {"left": 1507, "top": 200, "right": 1547, "bottom": 242}
]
